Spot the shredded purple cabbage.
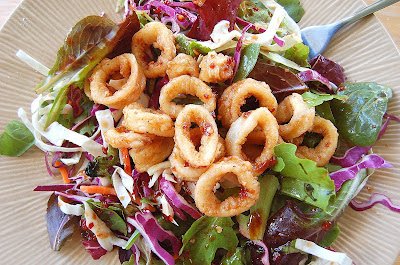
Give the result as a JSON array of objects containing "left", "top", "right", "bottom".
[
  {"left": 44, "top": 152, "right": 55, "bottom": 177},
  {"left": 384, "top": 113, "right": 400, "bottom": 122},
  {"left": 55, "top": 191, "right": 99, "bottom": 203},
  {"left": 330, "top": 146, "right": 371, "bottom": 168},
  {"left": 150, "top": 76, "right": 169, "bottom": 109},
  {"left": 159, "top": 177, "right": 202, "bottom": 219},
  {"left": 350, "top": 193, "right": 400, "bottom": 213},
  {"left": 330, "top": 154, "right": 392, "bottom": 191},
  {"left": 90, "top": 104, "right": 106, "bottom": 116},
  {"left": 236, "top": 17, "right": 284, "bottom": 47},
  {"left": 127, "top": 212, "right": 182, "bottom": 265}
]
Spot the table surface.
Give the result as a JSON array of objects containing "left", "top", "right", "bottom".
[{"left": 1, "top": 0, "right": 400, "bottom": 263}]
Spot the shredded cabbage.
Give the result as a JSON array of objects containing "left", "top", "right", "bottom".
[
  {"left": 111, "top": 167, "right": 134, "bottom": 208},
  {"left": 16, "top": 49, "right": 50, "bottom": 76},
  {"left": 95, "top": 109, "right": 115, "bottom": 148},
  {"left": 58, "top": 196, "right": 84, "bottom": 216}
]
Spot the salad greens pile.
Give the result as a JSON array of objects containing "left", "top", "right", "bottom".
[{"left": 0, "top": 0, "right": 399, "bottom": 264}]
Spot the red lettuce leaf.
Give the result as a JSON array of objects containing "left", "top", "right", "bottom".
[
  {"left": 187, "top": 0, "right": 242, "bottom": 41},
  {"left": 46, "top": 193, "right": 79, "bottom": 251},
  {"left": 248, "top": 62, "right": 308, "bottom": 101},
  {"left": 310, "top": 55, "right": 346, "bottom": 86},
  {"left": 82, "top": 240, "right": 108, "bottom": 260}
]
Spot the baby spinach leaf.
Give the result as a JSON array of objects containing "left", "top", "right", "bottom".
[
  {"left": 234, "top": 43, "right": 261, "bottom": 82},
  {"left": 331, "top": 82, "right": 392, "bottom": 146},
  {"left": 318, "top": 223, "right": 340, "bottom": 247},
  {"left": 181, "top": 216, "right": 238, "bottom": 265},
  {"left": 0, "top": 120, "right": 34, "bottom": 157},
  {"left": 315, "top": 101, "right": 335, "bottom": 124},
  {"left": 276, "top": 0, "right": 305, "bottom": 22},
  {"left": 273, "top": 143, "right": 335, "bottom": 210},
  {"left": 46, "top": 193, "right": 78, "bottom": 251},
  {"left": 302, "top": 91, "right": 347, "bottom": 107},
  {"left": 283, "top": 43, "right": 310, "bottom": 67}
]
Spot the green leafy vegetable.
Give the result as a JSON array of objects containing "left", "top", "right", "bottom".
[
  {"left": 237, "top": 174, "right": 279, "bottom": 240},
  {"left": 221, "top": 248, "right": 245, "bottom": 265},
  {"left": 273, "top": 143, "right": 335, "bottom": 210},
  {"left": 234, "top": 43, "right": 261, "bottom": 82},
  {"left": 331, "top": 82, "right": 392, "bottom": 146},
  {"left": 88, "top": 201, "right": 127, "bottom": 235},
  {"left": 238, "top": 0, "right": 272, "bottom": 27},
  {"left": 85, "top": 147, "right": 120, "bottom": 179},
  {"left": 302, "top": 91, "right": 348, "bottom": 107},
  {"left": 180, "top": 216, "right": 238, "bottom": 265},
  {"left": 276, "top": 0, "right": 305, "bottom": 22},
  {"left": 301, "top": 132, "right": 323, "bottom": 148},
  {"left": 176, "top": 34, "right": 212, "bottom": 57},
  {"left": 283, "top": 43, "right": 310, "bottom": 67},
  {"left": 0, "top": 120, "right": 34, "bottom": 157},
  {"left": 121, "top": 254, "right": 136, "bottom": 265},
  {"left": 157, "top": 214, "right": 195, "bottom": 238},
  {"left": 319, "top": 223, "right": 340, "bottom": 247},
  {"left": 124, "top": 230, "right": 141, "bottom": 250},
  {"left": 315, "top": 101, "right": 335, "bottom": 124},
  {"left": 41, "top": 13, "right": 140, "bottom": 128}
]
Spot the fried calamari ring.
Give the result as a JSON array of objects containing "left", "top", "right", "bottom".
[
  {"left": 218, "top": 78, "right": 278, "bottom": 128},
  {"left": 295, "top": 116, "right": 339, "bottom": 166},
  {"left": 170, "top": 134, "right": 226, "bottom": 182},
  {"left": 132, "top": 22, "right": 176, "bottom": 78},
  {"left": 159, "top": 75, "right": 216, "bottom": 119},
  {"left": 194, "top": 157, "right": 260, "bottom": 217},
  {"left": 166, "top": 53, "right": 200, "bottom": 79},
  {"left": 175, "top": 105, "right": 219, "bottom": 167},
  {"left": 90, "top": 54, "right": 146, "bottom": 109},
  {"left": 104, "top": 126, "right": 156, "bottom": 149},
  {"left": 199, "top": 51, "right": 235, "bottom": 83},
  {"left": 275, "top": 93, "right": 315, "bottom": 141},
  {"left": 122, "top": 103, "right": 175, "bottom": 137},
  {"left": 226, "top": 107, "right": 279, "bottom": 174},
  {"left": 129, "top": 137, "right": 174, "bottom": 172}
]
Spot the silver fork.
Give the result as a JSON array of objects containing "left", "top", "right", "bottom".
[{"left": 301, "top": 0, "right": 400, "bottom": 59}]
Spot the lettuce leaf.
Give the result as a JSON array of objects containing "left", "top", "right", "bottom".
[
  {"left": 302, "top": 91, "right": 347, "bottom": 107},
  {"left": 276, "top": 0, "right": 305, "bottom": 22},
  {"left": 41, "top": 13, "right": 140, "bottom": 128},
  {"left": 0, "top": 120, "right": 34, "bottom": 157},
  {"left": 176, "top": 34, "right": 211, "bottom": 56},
  {"left": 283, "top": 43, "right": 310, "bottom": 67},
  {"left": 180, "top": 216, "right": 238, "bottom": 265},
  {"left": 88, "top": 201, "right": 127, "bottom": 236},
  {"left": 310, "top": 55, "right": 346, "bottom": 86},
  {"left": 331, "top": 82, "right": 392, "bottom": 146},
  {"left": 221, "top": 248, "right": 245, "bottom": 265},
  {"left": 273, "top": 143, "right": 335, "bottom": 210},
  {"left": 234, "top": 43, "right": 261, "bottom": 82}
]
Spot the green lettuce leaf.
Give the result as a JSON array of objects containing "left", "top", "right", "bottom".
[
  {"left": 0, "top": 120, "right": 34, "bottom": 157},
  {"left": 283, "top": 43, "right": 310, "bottom": 67},
  {"left": 40, "top": 13, "right": 140, "bottom": 128},
  {"left": 302, "top": 91, "right": 348, "bottom": 107},
  {"left": 319, "top": 223, "right": 340, "bottom": 247},
  {"left": 85, "top": 147, "right": 120, "bottom": 179},
  {"left": 273, "top": 143, "right": 335, "bottom": 210},
  {"left": 237, "top": 174, "right": 279, "bottom": 240},
  {"left": 180, "top": 216, "right": 238, "bottom": 265},
  {"left": 331, "top": 82, "right": 392, "bottom": 146},
  {"left": 234, "top": 43, "right": 261, "bottom": 82},
  {"left": 315, "top": 101, "right": 335, "bottom": 124}
]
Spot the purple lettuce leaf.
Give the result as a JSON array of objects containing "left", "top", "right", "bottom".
[
  {"left": 187, "top": 0, "right": 242, "bottom": 41},
  {"left": 310, "top": 55, "right": 346, "bottom": 86}
]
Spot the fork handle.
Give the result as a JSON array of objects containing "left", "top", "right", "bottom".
[{"left": 339, "top": 0, "right": 400, "bottom": 26}]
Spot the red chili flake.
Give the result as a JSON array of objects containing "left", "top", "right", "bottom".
[
  {"left": 210, "top": 63, "right": 216, "bottom": 69},
  {"left": 177, "top": 14, "right": 185, "bottom": 22},
  {"left": 253, "top": 7, "right": 259, "bottom": 11},
  {"left": 322, "top": 221, "right": 333, "bottom": 231},
  {"left": 184, "top": 161, "right": 190, "bottom": 167},
  {"left": 88, "top": 222, "right": 94, "bottom": 229}
]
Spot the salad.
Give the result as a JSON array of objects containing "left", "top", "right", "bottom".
[{"left": 0, "top": 0, "right": 399, "bottom": 264}]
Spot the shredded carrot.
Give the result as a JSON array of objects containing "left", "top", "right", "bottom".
[
  {"left": 121, "top": 148, "right": 132, "bottom": 174},
  {"left": 54, "top": 161, "right": 71, "bottom": 184},
  {"left": 80, "top": 185, "right": 117, "bottom": 196}
]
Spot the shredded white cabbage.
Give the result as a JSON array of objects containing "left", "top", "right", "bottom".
[
  {"left": 147, "top": 161, "right": 171, "bottom": 188},
  {"left": 60, "top": 152, "right": 82, "bottom": 166},
  {"left": 295, "top": 239, "right": 353, "bottom": 265},
  {"left": 111, "top": 167, "right": 134, "bottom": 208},
  {"left": 95, "top": 109, "right": 115, "bottom": 148},
  {"left": 260, "top": 50, "right": 309, "bottom": 72},
  {"left": 58, "top": 196, "right": 84, "bottom": 216},
  {"left": 16, "top": 50, "right": 50, "bottom": 76},
  {"left": 83, "top": 202, "right": 127, "bottom": 251},
  {"left": 157, "top": 195, "right": 178, "bottom": 226}
]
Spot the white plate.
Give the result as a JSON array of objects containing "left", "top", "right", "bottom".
[{"left": 0, "top": 0, "right": 399, "bottom": 264}]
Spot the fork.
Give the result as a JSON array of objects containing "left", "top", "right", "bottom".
[{"left": 301, "top": 0, "right": 400, "bottom": 59}]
